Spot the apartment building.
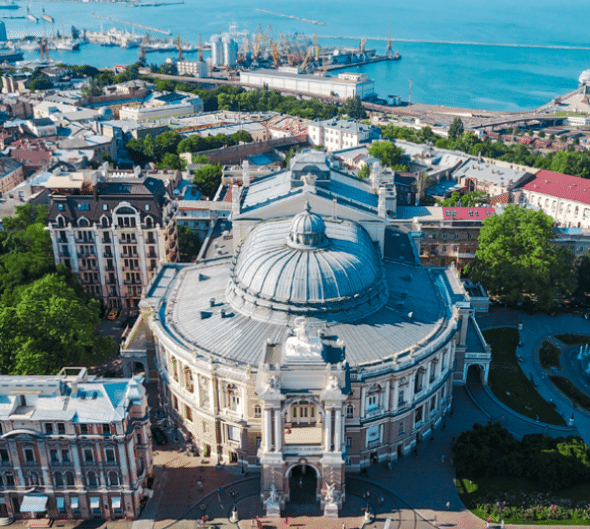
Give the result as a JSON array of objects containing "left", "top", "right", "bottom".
[{"left": 47, "top": 176, "right": 178, "bottom": 310}]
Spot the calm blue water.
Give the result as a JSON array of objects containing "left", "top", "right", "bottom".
[{"left": 5, "top": 0, "right": 590, "bottom": 111}]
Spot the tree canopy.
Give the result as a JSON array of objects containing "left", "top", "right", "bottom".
[
  {"left": 466, "top": 205, "right": 577, "bottom": 309},
  {"left": 193, "top": 163, "right": 223, "bottom": 199},
  {"left": 340, "top": 95, "right": 367, "bottom": 120},
  {"left": 368, "top": 141, "right": 408, "bottom": 170},
  {"left": 177, "top": 225, "right": 202, "bottom": 262},
  {"left": 448, "top": 117, "right": 464, "bottom": 140},
  {"left": 437, "top": 190, "right": 489, "bottom": 207}
]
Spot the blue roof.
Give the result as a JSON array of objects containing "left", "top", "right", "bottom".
[{"left": 324, "top": 179, "right": 378, "bottom": 209}]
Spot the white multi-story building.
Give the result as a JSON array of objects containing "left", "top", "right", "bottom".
[
  {"left": 518, "top": 169, "right": 590, "bottom": 229},
  {"left": 308, "top": 118, "right": 378, "bottom": 151},
  {"left": 47, "top": 174, "right": 178, "bottom": 310},
  {"left": 177, "top": 60, "right": 208, "bottom": 78},
  {"left": 119, "top": 94, "right": 203, "bottom": 123},
  {"left": 210, "top": 34, "right": 238, "bottom": 68},
  {"left": 240, "top": 70, "right": 376, "bottom": 100},
  {"left": 0, "top": 368, "right": 151, "bottom": 522}
]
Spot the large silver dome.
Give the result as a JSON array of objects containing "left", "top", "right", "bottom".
[{"left": 226, "top": 208, "right": 388, "bottom": 323}]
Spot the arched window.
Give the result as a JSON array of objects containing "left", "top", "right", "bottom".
[
  {"left": 366, "top": 384, "right": 382, "bottom": 411},
  {"left": 101, "top": 216, "right": 109, "bottom": 228},
  {"left": 86, "top": 471, "right": 98, "bottom": 488},
  {"left": 145, "top": 217, "right": 153, "bottom": 228},
  {"left": 57, "top": 216, "right": 65, "bottom": 228},
  {"left": 65, "top": 471, "right": 74, "bottom": 486},
  {"left": 109, "top": 471, "right": 119, "bottom": 487},
  {"left": 346, "top": 404, "right": 354, "bottom": 419},
  {"left": 79, "top": 218, "right": 89, "bottom": 227},
  {"left": 53, "top": 472, "right": 63, "bottom": 487},
  {"left": 227, "top": 384, "right": 240, "bottom": 411},
  {"left": 184, "top": 367, "right": 194, "bottom": 393},
  {"left": 254, "top": 404, "right": 261, "bottom": 418}
]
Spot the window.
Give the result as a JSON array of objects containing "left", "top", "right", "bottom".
[
  {"left": 56, "top": 496, "right": 66, "bottom": 514},
  {"left": 109, "top": 471, "right": 119, "bottom": 487},
  {"left": 0, "top": 449, "right": 9, "bottom": 463},
  {"left": 71, "top": 496, "right": 79, "bottom": 513},
  {"left": 24, "top": 448, "right": 35, "bottom": 463},
  {"left": 453, "top": 233, "right": 460, "bottom": 240},
  {"left": 345, "top": 456, "right": 351, "bottom": 465},
  {"left": 185, "top": 405, "right": 193, "bottom": 422},
  {"left": 105, "top": 448, "right": 116, "bottom": 463},
  {"left": 346, "top": 404, "right": 354, "bottom": 418},
  {"left": 202, "top": 421, "right": 207, "bottom": 433},
  {"left": 86, "top": 472, "right": 98, "bottom": 488},
  {"left": 65, "top": 471, "right": 74, "bottom": 486},
  {"left": 84, "top": 448, "right": 94, "bottom": 463},
  {"left": 6, "top": 474, "right": 14, "bottom": 486},
  {"left": 430, "top": 395, "right": 437, "bottom": 413},
  {"left": 61, "top": 450, "right": 70, "bottom": 463},
  {"left": 58, "top": 423, "right": 66, "bottom": 434},
  {"left": 254, "top": 405, "right": 261, "bottom": 418},
  {"left": 90, "top": 496, "right": 101, "bottom": 514},
  {"left": 112, "top": 496, "right": 122, "bottom": 514},
  {"left": 50, "top": 449, "right": 59, "bottom": 463},
  {"left": 228, "top": 425, "right": 240, "bottom": 442},
  {"left": 398, "top": 423, "right": 405, "bottom": 435},
  {"left": 80, "top": 424, "right": 88, "bottom": 434},
  {"left": 54, "top": 472, "right": 64, "bottom": 487},
  {"left": 103, "top": 424, "right": 111, "bottom": 434},
  {"left": 45, "top": 423, "right": 53, "bottom": 434},
  {"left": 398, "top": 390, "right": 405, "bottom": 406},
  {"left": 415, "top": 406, "right": 423, "bottom": 425},
  {"left": 346, "top": 437, "right": 352, "bottom": 446},
  {"left": 173, "top": 395, "right": 178, "bottom": 410}
]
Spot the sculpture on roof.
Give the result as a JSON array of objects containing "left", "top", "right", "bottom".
[
  {"left": 326, "top": 374, "right": 339, "bottom": 390},
  {"left": 284, "top": 317, "right": 324, "bottom": 362},
  {"left": 264, "top": 374, "right": 280, "bottom": 392}
]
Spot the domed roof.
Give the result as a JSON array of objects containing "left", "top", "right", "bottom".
[
  {"left": 226, "top": 207, "right": 388, "bottom": 323},
  {"left": 287, "top": 202, "right": 329, "bottom": 249}
]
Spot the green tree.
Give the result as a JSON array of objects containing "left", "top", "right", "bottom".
[
  {"left": 157, "top": 152, "right": 185, "bottom": 171},
  {"left": 230, "top": 130, "right": 254, "bottom": 144},
  {"left": 448, "top": 117, "right": 464, "bottom": 141},
  {"left": 29, "top": 78, "right": 52, "bottom": 91},
  {"left": 0, "top": 273, "right": 116, "bottom": 375},
  {"left": 160, "top": 62, "right": 177, "bottom": 76},
  {"left": 528, "top": 129, "right": 534, "bottom": 137},
  {"left": 0, "top": 204, "right": 54, "bottom": 298},
  {"left": 466, "top": 205, "right": 577, "bottom": 309},
  {"left": 193, "top": 163, "right": 223, "bottom": 199},
  {"left": 576, "top": 252, "right": 590, "bottom": 296},
  {"left": 177, "top": 225, "right": 202, "bottom": 262},
  {"left": 81, "top": 77, "right": 103, "bottom": 98},
  {"left": 358, "top": 162, "right": 372, "bottom": 179},
  {"left": 368, "top": 141, "right": 408, "bottom": 170},
  {"left": 539, "top": 130, "right": 546, "bottom": 138},
  {"left": 340, "top": 95, "right": 367, "bottom": 120}
]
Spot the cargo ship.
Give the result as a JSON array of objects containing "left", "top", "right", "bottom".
[
  {"left": 0, "top": 2, "right": 19, "bottom": 9},
  {"left": 0, "top": 50, "right": 24, "bottom": 62}
]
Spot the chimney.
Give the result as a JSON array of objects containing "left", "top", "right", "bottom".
[
  {"left": 242, "top": 160, "right": 250, "bottom": 187},
  {"left": 231, "top": 184, "right": 241, "bottom": 217}
]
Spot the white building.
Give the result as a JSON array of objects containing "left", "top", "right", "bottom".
[
  {"left": 177, "top": 60, "right": 208, "bottom": 78},
  {"left": 453, "top": 158, "right": 531, "bottom": 198},
  {"left": 240, "top": 69, "right": 375, "bottom": 100},
  {"left": 518, "top": 169, "right": 590, "bottom": 229},
  {"left": 308, "top": 118, "right": 378, "bottom": 151},
  {"left": 119, "top": 94, "right": 203, "bottom": 123},
  {"left": 210, "top": 34, "right": 238, "bottom": 68},
  {"left": 122, "top": 149, "right": 490, "bottom": 519}
]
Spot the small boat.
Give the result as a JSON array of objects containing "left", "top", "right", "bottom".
[
  {"left": 27, "top": 14, "right": 38, "bottom": 23},
  {"left": 42, "top": 13, "right": 53, "bottom": 23}
]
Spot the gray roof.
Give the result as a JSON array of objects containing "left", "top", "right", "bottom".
[
  {"left": 453, "top": 159, "right": 529, "bottom": 187},
  {"left": 0, "top": 376, "right": 143, "bottom": 423},
  {"left": 148, "top": 257, "right": 457, "bottom": 369}
]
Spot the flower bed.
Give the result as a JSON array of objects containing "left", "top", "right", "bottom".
[{"left": 475, "top": 491, "right": 590, "bottom": 523}]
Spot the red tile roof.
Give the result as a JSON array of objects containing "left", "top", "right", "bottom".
[
  {"left": 11, "top": 148, "right": 51, "bottom": 166},
  {"left": 442, "top": 206, "right": 496, "bottom": 220},
  {"left": 522, "top": 170, "right": 590, "bottom": 205}
]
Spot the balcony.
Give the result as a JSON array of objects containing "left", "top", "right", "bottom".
[
  {"left": 365, "top": 407, "right": 385, "bottom": 419},
  {"left": 222, "top": 408, "right": 243, "bottom": 420}
]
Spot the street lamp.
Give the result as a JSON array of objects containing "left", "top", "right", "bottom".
[
  {"left": 240, "top": 456, "right": 246, "bottom": 475},
  {"left": 363, "top": 491, "right": 371, "bottom": 523},
  {"left": 229, "top": 488, "right": 239, "bottom": 523}
]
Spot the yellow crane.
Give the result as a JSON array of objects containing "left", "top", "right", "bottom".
[
  {"left": 321, "top": 45, "right": 327, "bottom": 73},
  {"left": 313, "top": 33, "right": 320, "bottom": 61},
  {"left": 270, "top": 40, "right": 280, "bottom": 68},
  {"left": 237, "top": 35, "right": 250, "bottom": 64},
  {"left": 300, "top": 47, "right": 312, "bottom": 71}
]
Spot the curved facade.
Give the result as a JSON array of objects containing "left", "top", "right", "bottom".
[{"left": 130, "top": 152, "right": 488, "bottom": 518}]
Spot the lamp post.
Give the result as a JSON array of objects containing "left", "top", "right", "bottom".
[
  {"left": 240, "top": 456, "right": 246, "bottom": 475},
  {"left": 229, "top": 488, "right": 239, "bottom": 523},
  {"left": 363, "top": 491, "right": 371, "bottom": 523}
]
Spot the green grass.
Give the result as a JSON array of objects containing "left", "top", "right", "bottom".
[
  {"left": 539, "top": 341, "right": 562, "bottom": 370},
  {"left": 555, "top": 334, "right": 590, "bottom": 346},
  {"left": 484, "top": 328, "right": 566, "bottom": 426},
  {"left": 549, "top": 375, "right": 590, "bottom": 412},
  {"left": 457, "top": 476, "right": 590, "bottom": 525}
]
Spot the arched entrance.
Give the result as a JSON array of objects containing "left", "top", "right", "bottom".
[
  {"left": 288, "top": 464, "right": 318, "bottom": 504},
  {"left": 466, "top": 363, "right": 486, "bottom": 385}
]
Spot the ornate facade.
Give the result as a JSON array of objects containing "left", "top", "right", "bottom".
[
  {"left": 125, "top": 150, "right": 490, "bottom": 517},
  {"left": 0, "top": 369, "right": 151, "bottom": 522}
]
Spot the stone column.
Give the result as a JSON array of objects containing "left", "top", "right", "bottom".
[
  {"left": 334, "top": 408, "right": 341, "bottom": 452},
  {"left": 384, "top": 380, "right": 390, "bottom": 411},
  {"left": 392, "top": 379, "right": 399, "bottom": 412},
  {"left": 264, "top": 409, "right": 272, "bottom": 451},
  {"left": 324, "top": 409, "right": 332, "bottom": 451},
  {"left": 360, "top": 387, "right": 367, "bottom": 418},
  {"left": 274, "top": 410, "right": 282, "bottom": 451}
]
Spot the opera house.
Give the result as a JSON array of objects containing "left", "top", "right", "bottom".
[{"left": 122, "top": 150, "right": 490, "bottom": 516}]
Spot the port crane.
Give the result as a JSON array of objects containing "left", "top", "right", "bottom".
[{"left": 177, "top": 34, "right": 183, "bottom": 61}]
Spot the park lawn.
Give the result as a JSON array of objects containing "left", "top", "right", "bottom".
[
  {"left": 539, "top": 341, "right": 561, "bottom": 370},
  {"left": 457, "top": 476, "right": 590, "bottom": 525},
  {"left": 483, "top": 328, "right": 566, "bottom": 426},
  {"left": 555, "top": 334, "right": 590, "bottom": 346},
  {"left": 549, "top": 375, "right": 590, "bottom": 412}
]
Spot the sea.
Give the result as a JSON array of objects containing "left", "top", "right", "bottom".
[{"left": 4, "top": 0, "right": 590, "bottom": 112}]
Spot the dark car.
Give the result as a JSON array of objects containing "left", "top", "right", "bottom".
[{"left": 151, "top": 427, "right": 168, "bottom": 446}]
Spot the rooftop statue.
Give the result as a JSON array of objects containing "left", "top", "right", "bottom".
[{"left": 284, "top": 317, "right": 324, "bottom": 362}]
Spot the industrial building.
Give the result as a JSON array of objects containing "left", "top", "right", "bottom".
[
  {"left": 177, "top": 60, "right": 208, "bottom": 78},
  {"left": 240, "top": 69, "right": 375, "bottom": 100}
]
